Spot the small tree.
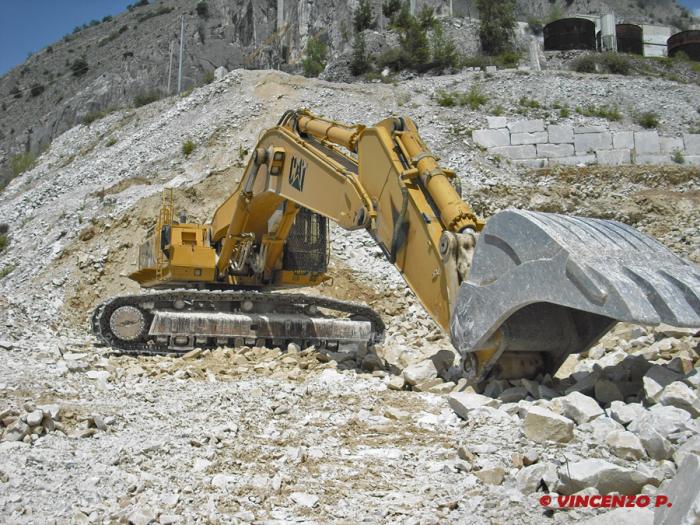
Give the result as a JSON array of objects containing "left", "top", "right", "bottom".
[
  {"left": 350, "top": 32, "right": 370, "bottom": 76},
  {"left": 196, "top": 1, "right": 209, "bottom": 18},
  {"left": 392, "top": 2, "right": 413, "bottom": 30},
  {"left": 431, "top": 24, "right": 459, "bottom": 70},
  {"left": 382, "top": 0, "right": 402, "bottom": 20},
  {"left": 418, "top": 5, "right": 436, "bottom": 30},
  {"left": 400, "top": 16, "right": 430, "bottom": 71},
  {"left": 354, "top": 0, "right": 376, "bottom": 32},
  {"left": 71, "top": 58, "right": 89, "bottom": 77},
  {"left": 301, "top": 37, "right": 328, "bottom": 77},
  {"left": 30, "top": 83, "right": 45, "bottom": 97},
  {"left": 476, "top": 0, "right": 516, "bottom": 55}
]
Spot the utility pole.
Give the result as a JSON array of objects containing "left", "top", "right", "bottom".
[
  {"left": 166, "top": 40, "right": 174, "bottom": 94},
  {"left": 177, "top": 15, "right": 185, "bottom": 93}
]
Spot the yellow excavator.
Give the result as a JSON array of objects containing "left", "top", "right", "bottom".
[{"left": 92, "top": 109, "right": 700, "bottom": 384}]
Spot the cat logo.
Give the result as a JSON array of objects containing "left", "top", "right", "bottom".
[{"left": 288, "top": 156, "right": 307, "bottom": 192}]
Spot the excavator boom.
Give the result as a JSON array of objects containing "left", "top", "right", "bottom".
[{"left": 93, "top": 109, "right": 700, "bottom": 384}]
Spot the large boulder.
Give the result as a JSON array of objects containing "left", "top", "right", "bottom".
[
  {"left": 448, "top": 392, "right": 500, "bottom": 420},
  {"left": 672, "top": 435, "right": 700, "bottom": 468},
  {"left": 637, "top": 426, "right": 674, "bottom": 461},
  {"left": 654, "top": 454, "right": 700, "bottom": 525},
  {"left": 402, "top": 359, "right": 438, "bottom": 386},
  {"left": 522, "top": 406, "right": 574, "bottom": 443},
  {"left": 557, "top": 459, "right": 656, "bottom": 495},
  {"left": 551, "top": 391, "right": 604, "bottom": 424},
  {"left": 658, "top": 381, "right": 700, "bottom": 418},
  {"left": 515, "top": 462, "right": 558, "bottom": 494},
  {"left": 606, "top": 430, "right": 647, "bottom": 460},
  {"left": 628, "top": 405, "right": 691, "bottom": 440},
  {"left": 642, "top": 366, "right": 683, "bottom": 404},
  {"left": 609, "top": 401, "right": 646, "bottom": 427}
]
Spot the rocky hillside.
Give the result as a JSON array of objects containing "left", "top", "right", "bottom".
[
  {"left": 0, "top": 0, "right": 694, "bottom": 191},
  {"left": 0, "top": 66, "right": 699, "bottom": 523}
]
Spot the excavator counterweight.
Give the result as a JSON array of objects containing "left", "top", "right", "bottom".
[{"left": 92, "top": 109, "right": 700, "bottom": 385}]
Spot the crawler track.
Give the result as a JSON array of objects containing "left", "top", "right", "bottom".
[{"left": 92, "top": 290, "right": 385, "bottom": 356}]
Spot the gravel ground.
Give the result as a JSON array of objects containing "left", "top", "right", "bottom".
[{"left": 0, "top": 68, "right": 699, "bottom": 524}]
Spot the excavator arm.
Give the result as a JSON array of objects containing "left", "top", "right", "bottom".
[{"left": 101, "top": 109, "right": 700, "bottom": 385}]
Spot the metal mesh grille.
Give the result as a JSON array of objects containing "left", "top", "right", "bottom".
[{"left": 283, "top": 207, "right": 329, "bottom": 273}]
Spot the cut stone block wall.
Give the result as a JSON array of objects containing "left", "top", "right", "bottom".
[{"left": 472, "top": 119, "right": 697, "bottom": 168}]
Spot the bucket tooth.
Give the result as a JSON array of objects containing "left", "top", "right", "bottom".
[{"left": 450, "top": 209, "right": 700, "bottom": 383}]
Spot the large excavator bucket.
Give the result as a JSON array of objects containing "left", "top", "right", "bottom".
[{"left": 450, "top": 209, "right": 700, "bottom": 384}]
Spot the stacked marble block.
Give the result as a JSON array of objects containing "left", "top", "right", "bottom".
[{"left": 472, "top": 117, "right": 700, "bottom": 168}]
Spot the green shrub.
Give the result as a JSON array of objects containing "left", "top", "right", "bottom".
[
  {"left": 672, "top": 149, "right": 685, "bottom": 164},
  {"left": 431, "top": 24, "right": 459, "bottom": 70},
  {"left": 637, "top": 111, "right": 659, "bottom": 129},
  {"left": 576, "top": 105, "right": 622, "bottom": 121},
  {"left": 527, "top": 17, "right": 543, "bottom": 34},
  {"left": 30, "top": 83, "right": 45, "bottom": 97},
  {"left": 182, "top": 140, "right": 195, "bottom": 156},
  {"left": 519, "top": 97, "right": 540, "bottom": 109},
  {"left": 0, "top": 234, "right": 7, "bottom": 253},
  {"left": 464, "top": 86, "right": 488, "bottom": 109},
  {"left": 133, "top": 91, "right": 162, "bottom": 107},
  {"left": 196, "top": 1, "right": 208, "bottom": 18},
  {"left": 572, "top": 54, "right": 597, "bottom": 73},
  {"left": 106, "top": 137, "right": 117, "bottom": 147},
  {"left": 377, "top": 48, "right": 410, "bottom": 71},
  {"left": 398, "top": 14, "right": 430, "bottom": 71},
  {"left": 559, "top": 106, "right": 571, "bottom": 118},
  {"left": 436, "top": 91, "right": 458, "bottom": 107},
  {"left": 301, "top": 37, "right": 328, "bottom": 77},
  {"left": 436, "top": 86, "right": 488, "bottom": 110},
  {"left": 353, "top": 0, "right": 376, "bottom": 32},
  {"left": 82, "top": 111, "right": 107, "bottom": 125},
  {"left": 137, "top": 6, "right": 174, "bottom": 22},
  {"left": 417, "top": 5, "right": 436, "bottom": 30},
  {"left": 71, "top": 58, "right": 89, "bottom": 77},
  {"left": 382, "top": 0, "right": 401, "bottom": 20},
  {"left": 600, "top": 52, "right": 631, "bottom": 75},
  {"left": 202, "top": 70, "right": 215, "bottom": 84},
  {"left": 10, "top": 152, "right": 36, "bottom": 176},
  {"left": 350, "top": 32, "right": 370, "bottom": 76},
  {"left": 462, "top": 55, "right": 490, "bottom": 69},
  {"left": 476, "top": 0, "right": 516, "bottom": 55},
  {"left": 495, "top": 51, "right": 520, "bottom": 68},
  {"left": 0, "top": 265, "right": 14, "bottom": 279}
]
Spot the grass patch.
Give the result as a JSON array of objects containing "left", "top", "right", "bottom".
[
  {"left": 182, "top": 140, "right": 195, "bottom": 156},
  {"left": 672, "top": 149, "right": 685, "bottom": 164},
  {"left": 636, "top": 111, "right": 659, "bottom": 129},
  {"left": 572, "top": 53, "right": 631, "bottom": 75},
  {"left": 106, "top": 137, "right": 117, "bottom": 147},
  {"left": 436, "top": 86, "right": 488, "bottom": 110},
  {"left": 0, "top": 265, "right": 14, "bottom": 279},
  {"left": 576, "top": 105, "right": 622, "bottom": 121},
  {"left": 10, "top": 152, "right": 36, "bottom": 176},
  {"left": 519, "top": 97, "right": 540, "bottom": 109},
  {"left": 133, "top": 91, "right": 162, "bottom": 107},
  {"left": 137, "top": 6, "right": 174, "bottom": 23},
  {"left": 0, "top": 234, "right": 8, "bottom": 253},
  {"left": 82, "top": 111, "right": 108, "bottom": 125}
]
